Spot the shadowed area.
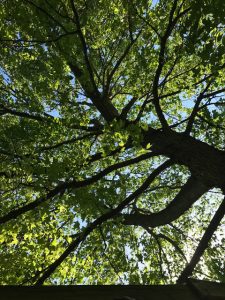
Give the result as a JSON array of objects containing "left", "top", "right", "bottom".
[{"left": 0, "top": 280, "right": 225, "bottom": 300}]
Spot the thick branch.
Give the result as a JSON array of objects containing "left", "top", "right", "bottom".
[
  {"left": 120, "top": 97, "right": 137, "bottom": 120},
  {"left": 122, "top": 176, "right": 209, "bottom": 227},
  {"left": 69, "top": 63, "right": 119, "bottom": 122},
  {"left": 177, "top": 197, "right": 225, "bottom": 283},
  {"left": 143, "top": 128, "right": 225, "bottom": 188},
  {"left": 68, "top": 0, "right": 119, "bottom": 122}
]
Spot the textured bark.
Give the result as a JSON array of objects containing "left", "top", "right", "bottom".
[
  {"left": 69, "top": 63, "right": 119, "bottom": 122},
  {"left": 122, "top": 128, "right": 225, "bottom": 227},
  {"left": 143, "top": 128, "right": 225, "bottom": 189}
]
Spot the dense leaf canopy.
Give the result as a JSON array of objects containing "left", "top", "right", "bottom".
[{"left": 0, "top": 0, "right": 225, "bottom": 285}]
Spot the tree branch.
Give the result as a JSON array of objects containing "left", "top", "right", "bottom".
[
  {"left": 120, "top": 97, "right": 137, "bottom": 120},
  {"left": 177, "top": 197, "right": 225, "bottom": 283},
  {"left": 0, "top": 31, "right": 79, "bottom": 45},
  {"left": 143, "top": 226, "right": 187, "bottom": 261},
  {"left": 69, "top": 0, "right": 98, "bottom": 93},
  {"left": 39, "top": 133, "right": 96, "bottom": 151},
  {"left": 34, "top": 159, "right": 172, "bottom": 284},
  {"left": 23, "top": 0, "right": 69, "bottom": 33},
  {"left": 152, "top": 1, "right": 190, "bottom": 130},
  {"left": 185, "top": 80, "right": 213, "bottom": 134},
  {"left": 68, "top": 1, "right": 119, "bottom": 122},
  {"left": 122, "top": 176, "right": 209, "bottom": 227},
  {"left": 105, "top": 31, "right": 142, "bottom": 98},
  {"left": 0, "top": 103, "right": 99, "bottom": 132},
  {"left": 0, "top": 104, "right": 49, "bottom": 122},
  {"left": 0, "top": 152, "right": 157, "bottom": 225}
]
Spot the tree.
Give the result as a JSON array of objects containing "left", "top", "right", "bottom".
[{"left": 0, "top": 0, "right": 224, "bottom": 285}]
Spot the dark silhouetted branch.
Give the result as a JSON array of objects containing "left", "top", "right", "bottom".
[
  {"left": 123, "top": 176, "right": 209, "bottom": 227},
  {"left": 34, "top": 159, "right": 172, "bottom": 284},
  {"left": 0, "top": 152, "right": 157, "bottom": 225},
  {"left": 177, "top": 197, "right": 225, "bottom": 283}
]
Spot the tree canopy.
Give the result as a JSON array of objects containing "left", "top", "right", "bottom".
[{"left": 0, "top": 0, "right": 225, "bottom": 285}]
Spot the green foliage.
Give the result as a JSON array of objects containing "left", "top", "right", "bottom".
[{"left": 0, "top": 0, "right": 224, "bottom": 285}]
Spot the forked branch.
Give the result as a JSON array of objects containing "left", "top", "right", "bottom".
[{"left": 34, "top": 159, "right": 172, "bottom": 284}]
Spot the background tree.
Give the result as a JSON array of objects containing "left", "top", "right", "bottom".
[{"left": 0, "top": 0, "right": 224, "bottom": 285}]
